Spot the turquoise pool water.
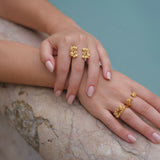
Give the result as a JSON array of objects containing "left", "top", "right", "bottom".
[{"left": 49, "top": 0, "right": 160, "bottom": 96}]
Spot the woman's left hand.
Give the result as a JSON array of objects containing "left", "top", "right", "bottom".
[{"left": 78, "top": 69, "right": 160, "bottom": 143}]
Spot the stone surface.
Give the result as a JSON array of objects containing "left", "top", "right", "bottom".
[
  {"left": 0, "top": 18, "right": 160, "bottom": 160},
  {"left": 0, "top": 115, "right": 43, "bottom": 160}
]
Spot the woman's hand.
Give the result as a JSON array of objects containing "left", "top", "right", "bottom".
[
  {"left": 78, "top": 69, "right": 160, "bottom": 143},
  {"left": 40, "top": 23, "right": 111, "bottom": 104}
]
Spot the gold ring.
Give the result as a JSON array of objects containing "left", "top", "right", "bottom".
[
  {"left": 131, "top": 92, "right": 136, "bottom": 97},
  {"left": 70, "top": 46, "right": 78, "bottom": 58},
  {"left": 113, "top": 105, "right": 127, "bottom": 119},
  {"left": 126, "top": 98, "right": 133, "bottom": 107},
  {"left": 82, "top": 48, "right": 90, "bottom": 60},
  {"left": 125, "top": 92, "right": 136, "bottom": 107},
  {"left": 114, "top": 92, "right": 137, "bottom": 119}
]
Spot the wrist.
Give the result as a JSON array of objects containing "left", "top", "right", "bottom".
[
  {"left": 46, "top": 18, "right": 78, "bottom": 35},
  {"left": 35, "top": 0, "right": 80, "bottom": 35}
]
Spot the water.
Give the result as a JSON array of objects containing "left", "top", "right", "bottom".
[{"left": 49, "top": 0, "right": 160, "bottom": 96}]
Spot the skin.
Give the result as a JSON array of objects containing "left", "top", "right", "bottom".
[
  {"left": 0, "top": 0, "right": 112, "bottom": 104},
  {"left": 0, "top": 40, "right": 160, "bottom": 144}
]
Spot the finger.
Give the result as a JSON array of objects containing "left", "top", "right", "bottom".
[
  {"left": 66, "top": 45, "right": 85, "bottom": 104},
  {"left": 131, "top": 96, "right": 160, "bottom": 129},
  {"left": 54, "top": 43, "right": 71, "bottom": 97},
  {"left": 96, "top": 41, "right": 112, "bottom": 80},
  {"left": 99, "top": 109, "right": 136, "bottom": 143},
  {"left": 133, "top": 82, "right": 160, "bottom": 112},
  {"left": 120, "top": 107, "right": 160, "bottom": 144},
  {"left": 86, "top": 41, "right": 100, "bottom": 97},
  {"left": 40, "top": 40, "right": 55, "bottom": 72}
]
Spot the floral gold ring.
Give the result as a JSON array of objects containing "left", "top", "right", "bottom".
[
  {"left": 113, "top": 105, "right": 127, "bottom": 119},
  {"left": 70, "top": 46, "right": 78, "bottom": 58},
  {"left": 82, "top": 48, "right": 90, "bottom": 61},
  {"left": 125, "top": 92, "right": 137, "bottom": 108},
  {"left": 131, "top": 92, "right": 136, "bottom": 98},
  {"left": 113, "top": 92, "right": 137, "bottom": 119}
]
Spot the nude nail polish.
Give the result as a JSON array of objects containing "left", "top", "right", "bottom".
[
  {"left": 67, "top": 95, "right": 75, "bottom": 104},
  {"left": 55, "top": 90, "right": 61, "bottom": 97},
  {"left": 128, "top": 135, "right": 136, "bottom": 143},
  {"left": 106, "top": 72, "right": 111, "bottom": 80},
  {"left": 87, "top": 86, "right": 95, "bottom": 97},
  {"left": 45, "top": 61, "right": 54, "bottom": 72},
  {"left": 152, "top": 132, "right": 160, "bottom": 143}
]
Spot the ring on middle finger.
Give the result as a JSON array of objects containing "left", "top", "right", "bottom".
[
  {"left": 126, "top": 98, "right": 133, "bottom": 107},
  {"left": 82, "top": 48, "right": 90, "bottom": 61},
  {"left": 125, "top": 92, "right": 137, "bottom": 107}
]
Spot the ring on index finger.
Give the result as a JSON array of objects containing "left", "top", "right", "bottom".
[{"left": 70, "top": 46, "right": 78, "bottom": 58}]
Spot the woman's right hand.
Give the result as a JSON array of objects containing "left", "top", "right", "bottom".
[
  {"left": 78, "top": 69, "right": 160, "bottom": 143},
  {"left": 40, "top": 22, "right": 111, "bottom": 104}
]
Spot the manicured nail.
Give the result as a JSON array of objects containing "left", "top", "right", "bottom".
[
  {"left": 152, "top": 132, "right": 160, "bottom": 143},
  {"left": 55, "top": 90, "right": 61, "bottom": 97},
  {"left": 106, "top": 72, "right": 111, "bottom": 80},
  {"left": 45, "top": 61, "right": 54, "bottom": 72},
  {"left": 87, "top": 86, "right": 95, "bottom": 97},
  {"left": 67, "top": 95, "right": 75, "bottom": 104},
  {"left": 128, "top": 135, "right": 136, "bottom": 143}
]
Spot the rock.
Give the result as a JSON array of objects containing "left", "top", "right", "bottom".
[{"left": 0, "top": 18, "right": 160, "bottom": 160}]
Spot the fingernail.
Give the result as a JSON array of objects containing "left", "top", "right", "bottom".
[
  {"left": 152, "top": 132, "right": 160, "bottom": 143},
  {"left": 106, "top": 72, "right": 111, "bottom": 80},
  {"left": 87, "top": 86, "right": 95, "bottom": 97},
  {"left": 128, "top": 134, "right": 136, "bottom": 143},
  {"left": 67, "top": 95, "right": 75, "bottom": 104},
  {"left": 45, "top": 61, "right": 54, "bottom": 72},
  {"left": 55, "top": 90, "right": 61, "bottom": 97}
]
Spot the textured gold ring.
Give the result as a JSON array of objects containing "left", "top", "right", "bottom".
[
  {"left": 125, "top": 92, "right": 137, "bottom": 107},
  {"left": 113, "top": 105, "right": 127, "bottom": 119},
  {"left": 131, "top": 92, "right": 136, "bottom": 97},
  {"left": 70, "top": 46, "right": 78, "bottom": 58},
  {"left": 126, "top": 98, "right": 133, "bottom": 107},
  {"left": 113, "top": 92, "right": 137, "bottom": 119},
  {"left": 82, "top": 48, "right": 90, "bottom": 60}
]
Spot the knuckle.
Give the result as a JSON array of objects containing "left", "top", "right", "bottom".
[
  {"left": 122, "top": 110, "right": 133, "bottom": 122},
  {"left": 59, "top": 65, "right": 68, "bottom": 73},
  {"left": 88, "top": 76, "right": 98, "bottom": 85},
  {"left": 88, "top": 71, "right": 99, "bottom": 84},
  {"left": 116, "top": 127, "right": 126, "bottom": 136},
  {"left": 74, "top": 65, "right": 84, "bottom": 72},
  {"left": 141, "top": 105, "right": 151, "bottom": 115},
  {"left": 97, "top": 44, "right": 104, "bottom": 52},
  {"left": 141, "top": 124, "right": 151, "bottom": 134},
  {"left": 102, "top": 114, "right": 113, "bottom": 126},
  {"left": 78, "top": 34, "right": 86, "bottom": 41},
  {"left": 68, "top": 85, "right": 78, "bottom": 95},
  {"left": 64, "top": 35, "right": 72, "bottom": 44},
  {"left": 87, "top": 36, "right": 93, "bottom": 41}
]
